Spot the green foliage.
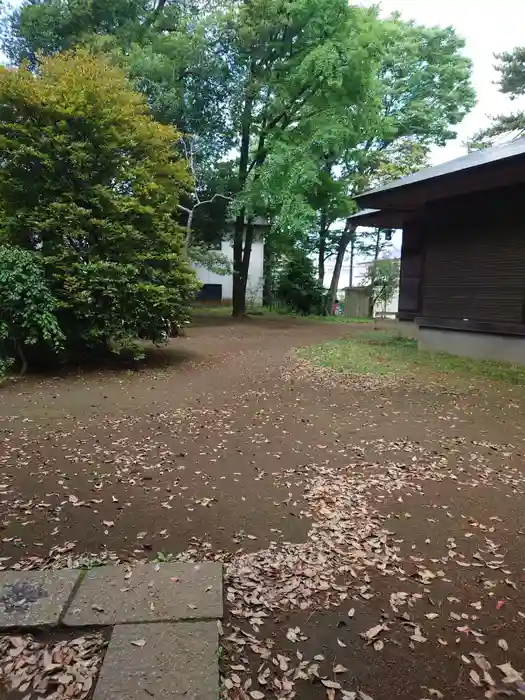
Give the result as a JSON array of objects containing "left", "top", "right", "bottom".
[
  {"left": 3, "top": 0, "right": 153, "bottom": 65},
  {"left": 363, "top": 258, "right": 400, "bottom": 308},
  {"left": 0, "top": 246, "right": 63, "bottom": 374},
  {"left": 189, "top": 246, "right": 232, "bottom": 276},
  {"left": 229, "top": 0, "right": 380, "bottom": 222},
  {"left": 287, "top": 16, "right": 475, "bottom": 299},
  {"left": 277, "top": 251, "right": 325, "bottom": 315},
  {"left": 1, "top": 1, "right": 477, "bottom": 315},
  {"left": 496, "top": 47, "right": 525, "bottom": 97},
  {"left": 0, "top": 49, "right": 197, "bottom": 365},
  {"left": 470, "top": 48, "right": 525, "bottom": 145}
]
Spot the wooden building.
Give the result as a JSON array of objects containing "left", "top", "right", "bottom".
[{"left": 350, "top": 138, "right": 525, "bottom": 364}]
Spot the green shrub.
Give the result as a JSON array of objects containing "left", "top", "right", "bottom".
[
  {"left": 0, "top": 246, "right": 64, "bottom": 374},
  {"left": 277, "top": 251, "right": 325, "bottom": 315},
  {"left": 0, "top": 49, "right": 198, "bottom": 366}
]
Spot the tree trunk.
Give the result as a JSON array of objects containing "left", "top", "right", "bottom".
[
  {"left": 15, "top": 340, "right": 27, "bottom": 376},
  {"left": 241, "top": 218, "right": 255, "bottom": 307},
  {"left": 317, "top": 211, "right": 327, "bottom": 283},
  {"left": 262, "top": 235, "right": 274, "bottom": 307},
  {"left": 232, "top": 210, "right": 246, "bottom": 317},
  {"left": 348, "top": 232, "right": 355, "bottom": 288},
  {"left": 232, "top": 82, "right": 254, "bottom": 317},
  {"left": 368, "top": 228, "right": 382, "bottom": 318},
  {"left": 184, "top": 207, "right": 194, "bottom": 253},
  {"left": 328, "top": 222, "right": 356, "bottom": 314}
]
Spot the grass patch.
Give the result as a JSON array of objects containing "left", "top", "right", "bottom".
[
  {"left": 291, "top": 313, "right": 373, "bottom": 325},
  {"left": 191, "top": 305, "right": 234, "bottom": 316},
  {"left": 299, "top": 331, "right": 525, "bottom": 385},
  {"left": 191, "top": 304, "right": 373, "bottom": 324}
]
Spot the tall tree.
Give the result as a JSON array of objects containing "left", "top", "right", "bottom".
[
  {"left": 320, "top": 17, "right": 475, "bottom": 307},
  {"left": 216, "top": 0, "right": 380, "bottom": 315},
  {"left": 3, "top": 0, "right": 236, "bottom": 268},
  {"left": 470, "top": 48, "right": 525, "bottom": 145}
]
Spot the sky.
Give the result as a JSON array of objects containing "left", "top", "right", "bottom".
[
  {"left": 326, "top": 0, "right": 525, "bottom": 288},
  {"left": 376, "top": 0, "right": 525, "bottom": 164}
]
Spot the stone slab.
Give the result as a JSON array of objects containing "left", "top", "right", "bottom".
[
  {"left": 0, "top": 569, "right": 81, "bottom": 629},
  {"left": 64, "top": 563, "right": 222, "bottom": 626},
  {"left": 93, "top": 622, "right": 218, "bottom": 700}
]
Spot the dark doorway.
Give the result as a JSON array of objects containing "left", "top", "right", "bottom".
[{"left": 196, "top": 284, "right": 223, "bottom": 302}]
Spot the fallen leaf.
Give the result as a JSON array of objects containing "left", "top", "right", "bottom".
[
  {"left": 498, "top": 639, "right": 508, "bottom": 652},
  {"left": 497, "top": 662, "right": 523, "bottom": 682},
  {"left": 358, "top": 692, "right": 375, "bottom": 700},
  {"left": 469, "top": 669, "right": 481, "bottom": 687},
  {"left": 472, "top": 654, "right": 491, "bottom": 672},
  {"left": 361, "top": 624, "right": 385, "bottom": 641},
  {"left": 131, "top": 639, "right": 147, "bottom": 648},
  {"left": 333, "top": 664, "right": 348, "bottom": 674}
]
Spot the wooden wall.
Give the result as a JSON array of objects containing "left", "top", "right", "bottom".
[
  {"left": 421, "top": 185, "right": 525, "bottom": 327},
  {"left": 398, "top": 219, "right": 424, "bottom": 321}
]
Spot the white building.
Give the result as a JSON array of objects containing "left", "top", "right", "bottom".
[{"left": 193, "top": 219, "right": 266, "bottom": 305}]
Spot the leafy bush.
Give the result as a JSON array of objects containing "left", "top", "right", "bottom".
[
  {"left": 0, "top": 49, "right": 198, "bottom": 366},
  {"left": 277, "top": 251, "right": 325, "bottom": 315},
  {"left": 0, "top": 246, "right": 63, "bottom": 375}
]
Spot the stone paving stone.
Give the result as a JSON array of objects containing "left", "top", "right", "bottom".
[
  {"left": 64, "top": 562, "right": 222, "bottom": 626},
  {"left": 0, "top": 569, "right": 81, "bottom": 629},
  {"left": 93, "top": 622, "right": 218, "bottom": 700}
]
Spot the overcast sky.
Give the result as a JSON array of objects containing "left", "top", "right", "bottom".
[{"left": 375, "top": 0, "right": 525, "bottom": 163}]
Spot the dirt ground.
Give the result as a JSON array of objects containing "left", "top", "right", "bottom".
[{"left": 1, "top": 316, "right": 525, "bottom": 700}]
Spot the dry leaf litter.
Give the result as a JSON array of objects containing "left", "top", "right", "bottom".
[
  {"left": 1, "top": 338, "right": 525, "bottom": 700},
  {"left": 0, "top": 633, "right": 104, "bottom": 699}
]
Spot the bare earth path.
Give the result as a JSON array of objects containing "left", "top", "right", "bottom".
[{"left": 1, "top": 317, "right": 525, "bottom": 700}]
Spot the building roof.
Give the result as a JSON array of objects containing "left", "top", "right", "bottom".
[
  {"left": 347, "top": 208, "right": 412, "bottom": 229},
  {"left": 356, "top": 137, "right": 525, "bottom": 211}
]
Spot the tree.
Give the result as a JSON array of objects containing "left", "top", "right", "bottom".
[
  {"left": 363, "top": 257, "right": 400, "bottom": 318},
  {"left": 0, "top": 246, "right": 64, "bottom": 374},
  {"left": 218, "top": 0, "right": 380, "bottom": 316},
  {"left": 3, "top": 0, "right": 158, "bottom": 66},
  {"left": 321, "top": 18, "right": 475, "bottom": 308},
  {"left": 2, "top": 3, "right": 475, "bottom": 320},
  {"left": 3, "top": 0, "right": 236, "bottom": 245},
  {"left": 277, "top": 250, "right": 324, "bottom": 315},
  {"left": 0, "top": 49, "right": 197, "bottom": 363},
  {"left": 470, "top": 48, "right": 525, "bottom": 145}
]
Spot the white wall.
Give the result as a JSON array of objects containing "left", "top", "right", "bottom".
[
  {"left": 374, "top": 288, "right": 399, "bottom": 318},
  {"left": 193, "top": 239, "right": 265, "bottom": 305}
]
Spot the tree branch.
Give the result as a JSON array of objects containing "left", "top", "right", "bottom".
[{"left": 194, "top": 193, "right": 233, "bottom": 209}]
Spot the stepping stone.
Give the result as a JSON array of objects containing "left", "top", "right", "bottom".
[
  {"left": 0, "top": 570, "right": 81, "bottom": 629},
  {"left": 93, "top": 621, "right": 218, "bottom": 700},
  {"left": 64, "top": 563, "right": 222, "bottom": 626}
]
